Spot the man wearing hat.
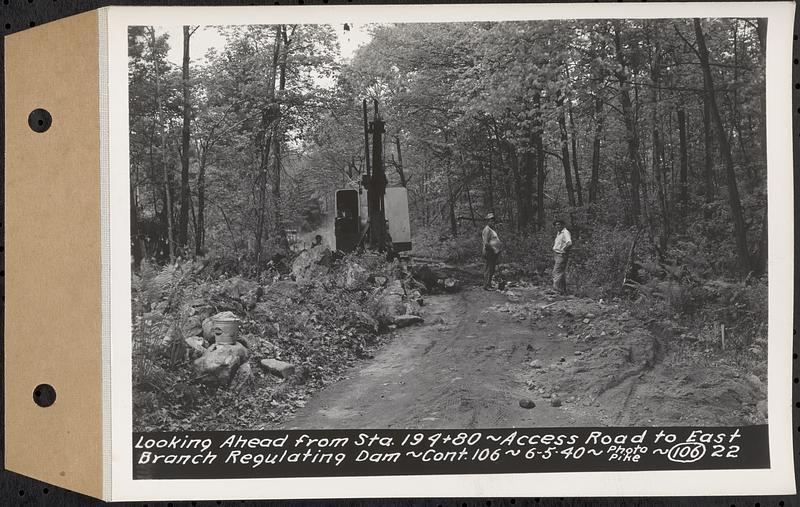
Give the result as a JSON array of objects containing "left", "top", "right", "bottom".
[
  {"left": 552, "top": 219, "right": 572, "bottom": 294},
  {"left": 481, "top": 213, "right": 502, "bottom": 290}
]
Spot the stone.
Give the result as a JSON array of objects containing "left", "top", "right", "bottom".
[
  {"left": 375, "top": 276, "right": 388, "bottom": 287},
  {"left": 550, "top": 397, "right": 562, "bottom": 407},
  {"left": 193, "top": 342, "right": 249, "bottom": 385},
  {"left": 574, "top": 351, "right": 583, "bottom": 356},
  {"left": 260, "top": 358, "right": 296, "bottom": 379},
  {"left": 530, "top": 359, "right": 543, "bottom": 369},
  {"left": 519, "top": 398, "right": 536, "bottom": 409},
  {"left": 394, "top": 314, "right": 424, "bottom": 328},
  {"left": 229, "top": 362, "right": 253, "bottom": 391},
  {"left": 583, "top": 318, "right": 591, "bottom": 324},
  {"left": 443, "top": 278, "right": 459, "bottom": 291},
  {"left": 585, "top": 313, "right": 596, "bottom": 319}
]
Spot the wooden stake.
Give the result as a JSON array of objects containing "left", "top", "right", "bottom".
[{"left": 721, "top": 324, "right": 726, "bottom": 350}]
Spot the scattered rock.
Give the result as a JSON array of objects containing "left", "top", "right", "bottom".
[
  {"left": 193, "top": 342, "right": 249, "bottom": 385},
  {"left": 550, "top": 397, "right": 562, "bottom": 407},
  {"left": 443, "top": 278, "right": 459, "bottom": 291},
  {"left": 559, "top": 357, "right": 566, "bottom": 362},
  {"left": 375, "top": 276, "right": 388, "bottom": 287},
  {"left": 583, "top": 318, "right": 591, "bottom": 324},
  {"left": 530, "top": 359, "right": 543, "bottom": 369},
  {"left": 519, "top": 398, "right": 536, "bottom": 409},
  {"left": 394, "top": 314, "right": 424, "bottom": 328},
  {"left": 260, "top": 358, "right": 296, "bottom": 379},
  {"left": 574, "top": 351, "right": 583, "bottom": 356}
]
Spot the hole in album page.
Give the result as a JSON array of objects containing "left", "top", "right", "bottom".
[
  {"left": 32, "top": 384, "right": 56, "bottom": 407},
  {"left": 27, "top": 108, "right": 52, "bottom": 133}
]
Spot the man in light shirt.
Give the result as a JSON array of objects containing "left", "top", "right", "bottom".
[
  {"left": 552, "top": 219, "right": 572, "bottom": 294},
  {"left": 481, "top": 212, "right": 502, "bottom": 290}
]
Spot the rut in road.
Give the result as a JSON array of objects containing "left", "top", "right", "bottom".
[{"left": 284, "top": 286, "right": 600, "bottom": 429}]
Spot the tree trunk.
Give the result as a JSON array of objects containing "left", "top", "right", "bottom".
[
  {"left": 556, "top": 93, "right": 575, "bottom": 207},
  {"left": 150, "top": 28, "right": 174, "bottom": 262},
  {"left": 677, "top": 106, "right": 688, "bottom": 217},
  {"left": 694, "top": 18, "right": 751, "bottom": 272},
  {"left": 533, "top": 96, "right": 545, "bottom": 230},
  {"left": 254, "top": 26, "right": 282, "bottom": 265},
  {"left": 588, "top": 95, "right": 603, "bottom": 204},
  {"left": 613, "top": 22, "right": 642, "bottom": 221},
  {"left": 195, "top": 148, "right": 206, "bottom": 256},
  {"left": 273, "top": 25, "right": 291, "bottom": 251},
  {"left": 703, "top": 93, "right": 715, "bottom": 205},
  {"left": 178, "top": 26, "right": 192, "bottom": 249},
  {"left": 568, "top": 103, "right": 583, "bottom": 207}
]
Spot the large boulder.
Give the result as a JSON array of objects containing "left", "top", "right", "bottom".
[{"left": 192, "top": 342, "right": 249, "bottom": 386}]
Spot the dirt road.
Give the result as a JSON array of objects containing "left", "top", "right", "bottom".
[
  {"left": 285, "top": 286, "right": 600, "bottom": 429},
  {"left": 283, "top": 277, "right": 767, "bottom": 429}
]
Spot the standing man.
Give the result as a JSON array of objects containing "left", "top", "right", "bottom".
[
  {"left": 552, "top": 219, "right": 572, "bottom": 294},
  {"left": 482, "top": 213, "right": 502, "bottom": 290}
]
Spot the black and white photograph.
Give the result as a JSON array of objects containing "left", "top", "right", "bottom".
[{"left": 128, "top": 15, "right": 772, "bottom": 436}]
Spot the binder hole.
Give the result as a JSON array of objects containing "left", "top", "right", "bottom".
[
  {"left": 28, "top": 108, "right": 52, "bottom": 133},
  {"left": 33, "top": 384, "right": 56, "bottom": 407}
]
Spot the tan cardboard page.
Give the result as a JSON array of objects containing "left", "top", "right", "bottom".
[{"left": 4, "top": 10, "right": 104, "bottom": 499}]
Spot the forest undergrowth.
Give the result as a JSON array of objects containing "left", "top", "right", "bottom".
[{"left": 131, "top": 252, "right": 410, "bottom": 431}]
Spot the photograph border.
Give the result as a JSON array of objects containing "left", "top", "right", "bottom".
[{"left": 106, "top": 2, "right": 795, "bottom": 500}]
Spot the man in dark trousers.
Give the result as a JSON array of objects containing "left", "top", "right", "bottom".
[
  {"left": 481, "top": 213, "right": 502, "bottom": 290},
  {"left": 551, "top": 219, "right": 572, "bottom": 294}
]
